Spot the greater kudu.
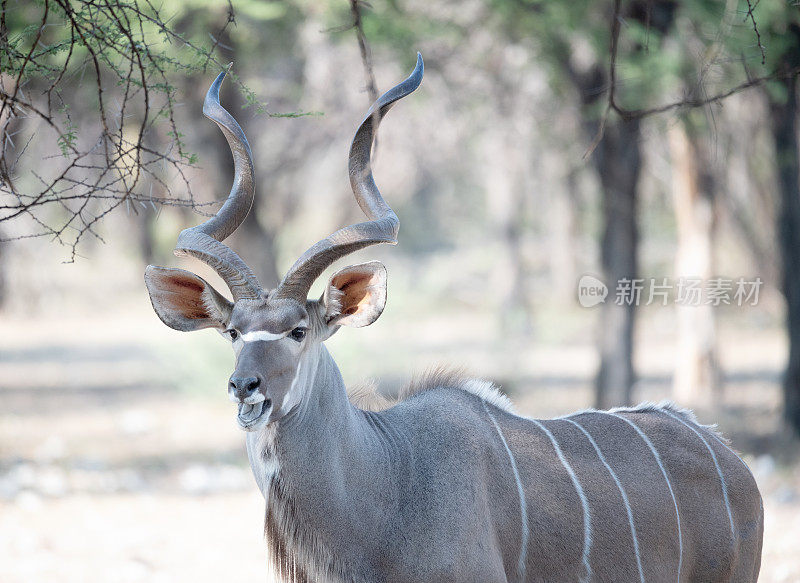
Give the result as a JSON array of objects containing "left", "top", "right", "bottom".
[{"left": 144, "top": 56, "right": 764, "bottom": 582}]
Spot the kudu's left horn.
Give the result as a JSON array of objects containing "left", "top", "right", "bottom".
[
  {"left": 174, "top": 64, "right": 261, "bottom": 301},
  {"left": 272, "top": 53, "right": 424, "bottom": 302}
]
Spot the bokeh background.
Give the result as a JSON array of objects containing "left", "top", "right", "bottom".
[{"left": 1, "top": 0, "right": 799, "bottom": 581}]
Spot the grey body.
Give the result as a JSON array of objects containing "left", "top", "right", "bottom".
[
  {"left": 244, "top": 347, "right": 763, "bottom": 583},
  {"left": 143, "top": 57, "right": 763, "bottom": 582}
]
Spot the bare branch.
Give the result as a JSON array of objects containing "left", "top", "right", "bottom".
[{"left": 585, "top": 0, "right": 785, "bottom": 158}]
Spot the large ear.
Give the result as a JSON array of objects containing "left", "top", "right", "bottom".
[
  {"left": 322, "top": 262, "right": 387, "bottom": 328},
  {"left": 144, "top": 266, "right": 233, "bottom": 332}
]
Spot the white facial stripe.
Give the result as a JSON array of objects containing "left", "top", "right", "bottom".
[
  {"left": 241, "top": 330, "right": 287, "bottom": 343},
  {"left": 280, "top": 358, "right": 304, "bottom": 413}
]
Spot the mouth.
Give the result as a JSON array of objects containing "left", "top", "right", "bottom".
[{"left": 237, "top": 399, "right": 271, "bottom": 430}]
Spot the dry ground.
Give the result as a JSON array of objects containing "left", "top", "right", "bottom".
[{"left": 1, "top": 304, "right": 798, "bottom": 582}]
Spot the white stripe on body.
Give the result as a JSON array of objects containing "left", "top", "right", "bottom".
[
  {"left": 483, "top": 402, "right": 529, "bottom": 582},
  {"left": 529, "top": 418, "right": 593, "bottom": 583},
  {"left": 661, "top": 409, "right": 735, "bottom": 538},
  {"left": 598, "top": 411, "right": 683, "bottom": 581},
  {"left": 562, "top": 418, "right": 646, "bottom": 583},
  {"left": 700, "top": 420, "right": 759, "bottom": 486}
]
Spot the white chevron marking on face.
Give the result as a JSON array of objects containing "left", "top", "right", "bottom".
[{"left": 241, "top": 330, "right": 287, "bottom": 343}]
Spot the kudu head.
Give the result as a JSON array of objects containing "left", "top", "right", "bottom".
[{"left": 145, "top": 56, "right": 423, "bottom": 431}]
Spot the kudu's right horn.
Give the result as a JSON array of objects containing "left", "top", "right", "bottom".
[{"left": 173, "top": 64, "right": 261, "bottom": 301}]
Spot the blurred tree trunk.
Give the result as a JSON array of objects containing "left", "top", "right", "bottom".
[
  {"left": 591, "top": 118, "right": 641, "bottom": 408},
  {"left": 481, "top": 56, "right": 534, "bottom": 335},
  {"left": 483, "top": 129, "right": 532, "bottom": 334},
  {"left": 137, "top": 210, "right": 157, "bottom": 266},
  {"left": 136, "top": 119, "right": 167, "bottom": 266},
  {"left": 236, "top": 193, "right": 281, "bottom": 288},
  {"left": 549, "top": 168, "right": 580, "bottom": 299},
  {"left": 669, "top": 122, "right": 719, "bottom": 407},
  {"left": 556, "top": 62, "right": 643, "bottom": 408},
  {"left": 563, "top": 1, "right": 675, "bottom": 408},
  {"left": 767, "top": 41, "right": 800, "bottom": 434}
]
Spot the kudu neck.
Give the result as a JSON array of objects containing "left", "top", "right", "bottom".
[
  {"left": 254, "top": 341, "right": 400, "bottom": 495},
  {"left": 278, "top": 343, "right": 358, "bottom": 432},
  {"left": 248, "top": 342, "right": 407, "bottom": 581}
]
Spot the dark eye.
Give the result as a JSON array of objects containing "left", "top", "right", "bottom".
[
  {"left": 290, "top": 327, "right": 307, "bottom": 342},
  {"left": 226, "top": 329, "right": 238, "bottom": 341}
]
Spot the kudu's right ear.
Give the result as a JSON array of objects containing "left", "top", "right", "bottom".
[
  {"left": 145, "top": 266, "right": 233, "bottom": 332},
  {"left": 322, "top": 262, "right": 387, "bottom": 328}
]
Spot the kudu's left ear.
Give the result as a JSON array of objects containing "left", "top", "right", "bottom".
[
  {"left": 145, "top": 266, "right": 233, "bottom": 332},
  {"left": 322, "top": 262, "right": 387, "bottom": 328}
]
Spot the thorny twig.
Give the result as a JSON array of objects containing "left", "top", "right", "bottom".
[
  {"left": 346, "top": 0, "right": 382, "bottom": 161},
  {"left": 0, "top": 0, "right": 307, "bottom": 257},
  {"left": 0, "top": 0, "right": 220, "bottom": 256},
  {"left": 744, "top": 0, "right": 766, "bottom": 66},
  {"left": 349, "top": 0, "right": 380, "bottom": 103},
  {"left": 204, "top": 0, "right": 236, "bottom": 73}
]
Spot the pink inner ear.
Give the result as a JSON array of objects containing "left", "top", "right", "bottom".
[
  {"left": 160, "top": 275, "right": 209, "bottom": 320},
  {"left": 165, "top": 275, "right": 204, "bottom": 293},
  {"left": 332, "top": 272, "right": 374, "bottom": 313}
]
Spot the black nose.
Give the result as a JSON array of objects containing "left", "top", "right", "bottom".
[{"left": 229, "top": 376, "right": 261, "bottom": 401}]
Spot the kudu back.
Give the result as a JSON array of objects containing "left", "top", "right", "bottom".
[{"left": 145, "top": 57, "right": 763, "bottom": 582}]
